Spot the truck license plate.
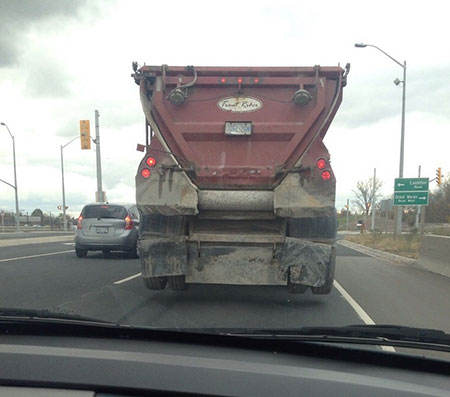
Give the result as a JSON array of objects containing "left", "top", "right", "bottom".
[
  {"left": 96, "top": 227, "right": 108, "bottom": 234},
  {"left": 225, "top": 122, "right": 252, "bottom": 136}
]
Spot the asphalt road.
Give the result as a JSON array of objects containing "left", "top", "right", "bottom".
[{"left": 0, "top": 237, "right": 449, "bottom": 358}]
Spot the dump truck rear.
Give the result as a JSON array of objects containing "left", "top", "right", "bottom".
[{"left": 132, "top": 64, "right": 349, "bottom": 293}]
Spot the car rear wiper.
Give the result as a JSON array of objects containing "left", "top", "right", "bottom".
[
  {"left": 210, "top": 324, "right": 450, "bottom": 352},
  {"left": 0, "top": 307, "right": 114, "bottom": 326}
]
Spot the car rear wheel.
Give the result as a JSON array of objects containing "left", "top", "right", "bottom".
[
  {"left": 75, "top": 247, "right": 88, "bottom": 258},
  {"left": 168, "top": 275, "right": 189, "bottom": 291},
  {"left": 127, "top": 243, "right": 139, "bottom": 259},
  {"left": 143, "top": 276, "right": 167, "bottom": 290}
]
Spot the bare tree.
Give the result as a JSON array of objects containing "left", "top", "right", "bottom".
[
  {"left": 427, "top": 175, "right": 450, "bottom": 223},
  {"left": 352, "top": 177, "right": 383, "bottom": 217}
]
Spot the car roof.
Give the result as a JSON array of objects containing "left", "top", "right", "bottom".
[{"left": 81, "top": 203, "right": 136, "bottom": 210}]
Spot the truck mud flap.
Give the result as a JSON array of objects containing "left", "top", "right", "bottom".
[
  {"left": 281, "top": 237, "right": 333, "bottom": 287},
  {"left": 139, "top": 236, "right": 187, "bottom": 277}
]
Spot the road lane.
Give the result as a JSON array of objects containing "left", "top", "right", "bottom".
[
  {"left": 0, "top": 243, "right": 140, "bottom": 310},
  {"left": 0, "top": 241, "right": 75, "bottom": 260},
  {"left": 0, "top": 239, "right": 448, "bottom": 358},
  {"left": 335, "top": 249, "right": 450, "bottom": 333},
  {"left": 57, "top": 279, "right": 364, "bottom": 329}
]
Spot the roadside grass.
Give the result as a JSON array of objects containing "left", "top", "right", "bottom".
[
  {"left": 345, "top": 232, "right": 420, "bottom": 259},
  {"left": 430, "top": 227, "right": 450, "bottom": 236}
]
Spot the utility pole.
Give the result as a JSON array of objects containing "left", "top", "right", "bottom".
[
  {"left": 94, "top": 110, "right": 104, "bottom": 202},
  {"left": 415, "top": 165, "right": 421, "bottom": 228},
  {"left": 346, "top": 198, "right": 349, "bottom": 231},
  {"left": 371, "top": 168, "right": 376, "bottom": 231}
]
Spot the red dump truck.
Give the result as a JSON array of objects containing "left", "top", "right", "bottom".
[{"left": 132, "top": 63, "right": 349, "bottom": 294}]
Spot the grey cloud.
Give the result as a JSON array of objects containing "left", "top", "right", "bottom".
[
  {"left": 335, "top": 65, "right": 450, "bottom": 129},
  {"left": 0, "top": 0, "right": 90, "bottom": 68},
  {"left": 25, "top": 56, "right": 72, "bottom": 98}
]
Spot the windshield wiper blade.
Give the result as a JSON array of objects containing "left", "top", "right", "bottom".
[
  {"left": 216, "top": 324, "right": 450, "bottom": 350},
  {"left": 298, "top": 325, "right": 450, "bottom": 345},
  {"left": 0, "top": 307, "right": 114, "bottom": 325}
]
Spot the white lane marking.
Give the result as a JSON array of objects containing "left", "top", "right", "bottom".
[
  {"left": 114, "top": 272, "right": 142, "bottom": 285},
  {"left": 334, "top": 280, "right": 396, "bottom": 352},
  {"left": 0, "top": 250, "right": 74, "bottom": 263},
  {"left": 63, "top": 243, "right": 75, "bottom": 246}
]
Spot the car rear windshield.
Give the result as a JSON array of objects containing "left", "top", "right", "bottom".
[{"left": 81, "top": 205, "right": 128, "bottom": 219}]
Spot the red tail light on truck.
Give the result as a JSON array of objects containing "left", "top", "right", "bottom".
[
  {"left": 145, "top": 157, "right": 156, "bottom": 167},
  {"left": 321, "top": 170, "right": 332, "bottom": 181},
  {"left": 317, "top": 158, "right": 327, "bottom": 169},
  {"left": 140, "top": 168, "right": 151, "bottom": 179}
]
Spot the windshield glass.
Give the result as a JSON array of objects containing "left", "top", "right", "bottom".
[
  {"left": 0, "top": 0, "right": 449, "bottom": 362},
  {"left": 81, "top": 205, "right": 127, "bottom": 219}
]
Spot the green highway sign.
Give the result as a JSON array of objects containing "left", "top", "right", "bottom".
[
  {"left": 394, "top": 192, "right": 429, "bottom": 206},
  {"left": 394, "top": 178, "right": 429, "bottom": 192},
  {"left": 393, "top": 177, "right": 429, "bottom": 206}
]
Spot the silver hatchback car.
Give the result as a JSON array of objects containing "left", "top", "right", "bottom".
[{"left": 74, "top": 203, "right": 140, "bottom": 258}]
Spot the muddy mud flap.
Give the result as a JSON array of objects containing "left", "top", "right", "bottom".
[
  {"left": 281, "top": 237, "right": 333, "bottom": 287},
  {"left": 139, "top": 235, "right": 333, "bottom": 287},
  {"left": 139, "top": 236, "right": 187, "bottom": 277}
]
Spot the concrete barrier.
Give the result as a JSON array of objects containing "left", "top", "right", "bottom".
[{"left": 414, "top": 235, "right": 450, "bottom": 278}]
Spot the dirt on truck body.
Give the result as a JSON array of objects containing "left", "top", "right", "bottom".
[{"left": 132, "top": 63, "right": 349, "bottom": 293}]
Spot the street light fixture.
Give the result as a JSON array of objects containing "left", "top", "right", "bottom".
[
  {"left": 354, "top": 43, "right": 407, "bottom": 236},
  {"left": 0, "top": 122, "right": 20, "bottom": 232}
]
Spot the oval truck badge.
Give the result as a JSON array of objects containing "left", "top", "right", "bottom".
[{"left": 217, "top": 96, "right": 263, "bottom": 113}]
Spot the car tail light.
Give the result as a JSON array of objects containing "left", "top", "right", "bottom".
[
  {"left": 146, "top": 156, "right": 156, "bottom": 167},
  {"left": 77, "top": 215, "right": 83, "bottom": 230},
  {"left": 140, "top": 168, "right": 151, "bottom": 178},
  {"left": 124, "top": 215, "right": 133, "bottom": 230},
  {"left": 321, "top": 170, "right": 331, "bottom": 181},
  {"left": 316, "top": 158, "right": 327, "bottom": 169}
]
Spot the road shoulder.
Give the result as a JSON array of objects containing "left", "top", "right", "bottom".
[{"left": 337, "top": 239, "right": 415, "bottom": 265}]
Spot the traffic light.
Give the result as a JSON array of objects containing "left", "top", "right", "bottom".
[
  {"left": 79, "top": 120, "right": 91, "bottom": 150},
  {"left": 436, "top": 167, "right": 442, "bottom": 186}
]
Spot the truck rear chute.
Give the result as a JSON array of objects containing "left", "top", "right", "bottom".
[{"left": 133, "top": 64, "right": 348, "bottom": 293}]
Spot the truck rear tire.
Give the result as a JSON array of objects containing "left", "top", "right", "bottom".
[
  {"left": 139, "top": 214, "right": 187, "bottom": 236},
  {"left": 287, "top": 269, "right": 308, "bottom": 294},
  {"left": 311, "top": 247, "right": 336, "bottom": 295},
  {"left": 143, "top": 276, "right": 167, "bottom": 290},
  {"left": 287, "top": 213, "right": 337, "bottom": 239},
  {"left": 168, "top": 275, "right": 189, "bottom": 291}
]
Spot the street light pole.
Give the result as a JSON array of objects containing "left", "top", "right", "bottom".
[
  {"left": 60, "top": 136, "right": 79, "bottom": 232},
  {"left": 354, "top": 43, "right": 406, "bottom": 236},
  {"left": 1, "top": 122, "right": 20, "bottom": 232},
  {"left": 60, "top": 144, "right": 67, "bottom": 231}
]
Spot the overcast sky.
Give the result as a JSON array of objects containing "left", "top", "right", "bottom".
[{"left": 1, "top": 0, "right": 449, "bottom": 216}]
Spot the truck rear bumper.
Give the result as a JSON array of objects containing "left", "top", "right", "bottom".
[{"left": 139, "top": 237, "right": 333, "bottom": 287}]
